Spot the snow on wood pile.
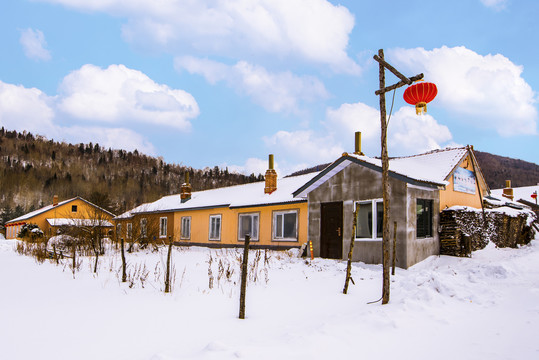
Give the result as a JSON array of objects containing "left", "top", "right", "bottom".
[{"left": 440, "top": 206, "right": 537, "bottom": 257}]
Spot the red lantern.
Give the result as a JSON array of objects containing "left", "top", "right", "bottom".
[{"left": 403, "top": 81, "right": 438, "bottom": 115}]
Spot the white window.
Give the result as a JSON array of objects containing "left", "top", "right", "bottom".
[
  {"left": 238, "top": 213, "right": 259, "bottom": 241},
  {"left": 209, "top": 215, "right": 221, "bottom": 241},
  {"left": 355, "top": 200, "right": 383, "bottom": 240},
  {"left": 126, "top": 223, "right": 132, "bottom": 239},
  {"left": 181, "top": 216, "right": 191, "bottom": 239},
  {"left": 116, "top": 223, "right": 122, "bottom": 238},
  {"left": 273, "top": 210, "right": 298, "bottom": 241},
  {"left": 159, "top": 217, "right": 168, "bottom": 238},
  {"left": 140, "top": 218, "right": 147, "bottom": 238}
]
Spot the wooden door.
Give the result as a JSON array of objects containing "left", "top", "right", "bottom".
[{"left": 320, "top": 202, "right": 343, "bottom": 259}]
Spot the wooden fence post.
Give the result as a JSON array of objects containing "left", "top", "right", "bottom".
[
  {"left": 392, "top": 221, "right": 397, "bottom": 276},
  {"left": 343, "top": 208, "right": 358, "bottom": 294},
  {"left": 239, "top": 234, "right": 250, "bottom": 319}
]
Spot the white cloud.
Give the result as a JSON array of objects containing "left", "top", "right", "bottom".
[
  {"left": 19, "top": 28, "right": 51, "bottom": 61},
  {"left": 325, "top": 101, "right": 454, "bottom": 157},
  {"left": 40, "top": 0, "right": 359, "bottom": 73},
  {"left": 175, "top": 57, "right": 329, "bottom": 114},
  {"left": 58, "top": 64, "right": 199, "bottom": 131},
  {"left": 0, "top": 81, "right": 57, "bottom": 135},
  {"left": 388, "top": 107, "right": 454, "bottom": 155},
  {"left": 390, "top": 46, "right": 537, "bottom": 136},
  {"left": 480, "top": 0, "right": 508, "bottom": 11},
  {"left": 0, "top": 64, "right": 198, "bottom": 154},
  {"left": 264, "top": 130, "right": 343, "bottom": 165},
  {"left": 225, "top": 158, "right": 271, "bottom": 177}
]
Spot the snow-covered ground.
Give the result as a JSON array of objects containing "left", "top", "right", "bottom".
[{"left": 1, "top": 237, "right": 539, "bottom": 360}]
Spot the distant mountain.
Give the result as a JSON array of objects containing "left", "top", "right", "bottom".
[
  {"left": 0, "top": 128, "right": 263, "bottom": 222},
  {"left": 287, "top": 149, "right": 539, "bottom": 190},
  {"left": 473, "top": 150, "right": 539, "bottom": 189}
]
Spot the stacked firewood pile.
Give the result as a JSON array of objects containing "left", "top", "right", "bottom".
[{"left": 439, "top": 207, "right": 536, "bottom": 257}]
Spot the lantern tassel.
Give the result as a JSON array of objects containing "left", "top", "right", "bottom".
[{"left": 415, "top": 102, "right": 427, "bottom": 115}]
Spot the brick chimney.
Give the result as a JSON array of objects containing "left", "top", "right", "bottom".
[
  {"left": 354, "top": 131, "right": 365, "bottom": 156},
  {"left": 502, "top": 180, "right": 514, "bottom": 201},
  {"left": 52, "top": 195, "right": 59, "bottom": 206},
  {"left": 264, "top": 154, "right": 277, "bottom": 194},
  {"left": 181, "top": 172, "right": 192, "bottom": 202}
]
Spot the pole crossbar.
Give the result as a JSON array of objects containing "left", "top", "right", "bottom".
[
  {"left": 373, "top": 54, "right": 412, "bottom": 85},
  {"left": 375, "top": 73, "right": 424, "bottom": 95}
]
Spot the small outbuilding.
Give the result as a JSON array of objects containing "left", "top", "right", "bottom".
[{"left": 293, "top": 146, "right": 489, "bottom": 268}]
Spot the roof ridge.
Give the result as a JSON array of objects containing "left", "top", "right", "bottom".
[{"left": 391, "top": 146, "right": 467, "bottom": 160}]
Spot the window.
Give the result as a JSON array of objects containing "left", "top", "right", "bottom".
[
  {"left": 72, "top": 205, "right": 78, "bottom": 212},
  {"left": 160, "top": 217, "right": 168, "bottom": 238},
  {"left": 209, "top": 215, "right": 221, "bottom": 241},
  {"left": 116, "top": 223, "right": 122, "bottom": 238},
  {"left": 140, "top": 218, "right": 147, "bottom": 238},
  {"left": 238, "top": 213, "right": 259, "bottom": 241},
  {"left": 355, "top": 200, "right": 383, "bottom": 240},
  {"left": 126, "top": 223, "right": 132, "bottom": 239},
  {"left": 273, "top": 210, "right": 298, "bottom": 241},
  {"left": 181, "top": 217, "right": 191, "bottom": 239},
  {"left": 416, "top": 199, "right": 433, "bottom": 238}
]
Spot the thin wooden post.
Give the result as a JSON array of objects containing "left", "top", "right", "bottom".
[
  {"left": 120, "top": 237, "right": 127, "bottom": 283},
  {"left": 392, "top": 221, "right": 397, "bottom": 276},
  {"left": 239, "top": 234, "right": 250, "bottom": 319},
  {"left": 343, "top": 208, "right": 358, "bottom": 294},
  {"left": 164, "top": 236, "right": 173, "bottom": 293}
]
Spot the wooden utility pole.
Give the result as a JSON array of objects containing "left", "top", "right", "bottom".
[{"left": 374, "top": 49, "right": 423, "bottom": 304}]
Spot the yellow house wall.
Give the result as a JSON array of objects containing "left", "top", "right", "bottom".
[
  {"left": 7, "top": 198, "right": 113, "bottom": 239},
  {"left": 440, "top": 154, "right": 486, "bottom": 210},
  {"left": 115, "top": 212, "right": 175, "bottom": 243},
  {"left": 173, "top": 202, "right": 308, "bottom": 247}
]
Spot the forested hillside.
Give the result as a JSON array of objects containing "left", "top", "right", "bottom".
[
  {"left": 0, "top": 128, "right": 263, "bottom": 223},
  {"left": 474, "top": 150, "right": 539, "bottom": 189}
]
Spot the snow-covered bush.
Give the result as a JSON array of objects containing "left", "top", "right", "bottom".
[{"left": 18, "top": 224, "right": 44, "bottom": 241}]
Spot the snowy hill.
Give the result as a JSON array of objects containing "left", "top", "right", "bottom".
[{"left": 1, "top": 238, "right": 538, "bottom": 360}]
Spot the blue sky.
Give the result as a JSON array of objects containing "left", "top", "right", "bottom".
[{"left": 0, "top": 0, "right": 537, "bottom": 179}]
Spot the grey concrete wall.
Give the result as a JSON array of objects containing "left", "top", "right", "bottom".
[
  {"left": 307, "top": 164, "right": 409, "bottom": 267},
  {"left": 405, "top": 185, "right": 440, "bottom": 268}
]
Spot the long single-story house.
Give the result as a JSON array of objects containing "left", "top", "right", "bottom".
[
  {"left": 293, "top": 145, "right": 489, "bottom": 268},
  {"left": 5, "top": 196, "right": 115, "bottom": 239},
  {"left": 114, "top": 156, "right": 319, "bottom": 249}
]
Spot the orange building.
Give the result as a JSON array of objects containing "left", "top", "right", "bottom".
[
  {"left": 114, "top": 157, "right": 317, "bottom": 250},
  {"left": 5, "top": 196, "right": 115, "bottom": 239}
]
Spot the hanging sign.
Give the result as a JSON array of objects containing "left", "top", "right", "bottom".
[{"left": 453, "top": 167, "right": 476, "bottom": 194}]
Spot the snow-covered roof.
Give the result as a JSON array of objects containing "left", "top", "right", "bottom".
[
  {"left": 47, "top": 218, "right": 113, "bottom": 227},
  {"left": 491, "top": 184, "right": 539, "bottom": 204},
  {"left": 294, "top": 147, "right": 477, "bottom": 198},
  {"left": 6, "top": 197, "right": 115, "bottom": 224},
  {"left": 118, "top": 172, "right": 319, "bottom": 217},
  {"left": 6, "top": 197, "right": 77, "bottom": 223}
]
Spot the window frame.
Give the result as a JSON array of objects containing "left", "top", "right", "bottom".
[
  {"left": 181, "top": 216, "right": 191, "bottom": 240},
  {"left": 355, "top": 199, "right": 383, "bottom": 241},
  {"left": 272, "top": 209, "right": 299, "bottom": 242},
  {"left": 140, "top": 218, "right": 147, "bottom": 238},
  {"left": 116, "top": 223, "right": 122, "bottom": 238},
  {"left": 126, "top": 223, "right": 132, "bottom": 239},
  {"left": 416, "top": 199, "right": 434, "bottom": 238},
  {"left": 209, "top": 214, "right": 222, "bottom": 241},
  {"left": 159, "top": 217, "right": 168, "bottom": 238},
  {"left": 238, "top": 212, "right": 260, "bottom": 241}
]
